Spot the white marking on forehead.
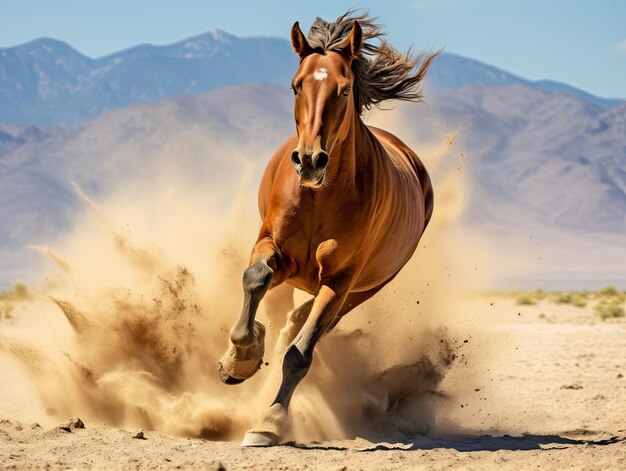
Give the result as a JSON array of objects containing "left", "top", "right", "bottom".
[{"left": 313, "top": 68, "right": 328, "bottom": 81}]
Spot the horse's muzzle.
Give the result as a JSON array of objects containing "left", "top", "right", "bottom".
[{"left": 291, "top": 150, "right": 328, "bottom": 188}]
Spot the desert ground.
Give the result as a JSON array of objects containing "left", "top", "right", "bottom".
[{"left": 1, "top": 292, "right": 625, "bottom": 470}]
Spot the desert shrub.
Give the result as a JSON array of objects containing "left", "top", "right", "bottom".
[
  {"left": 596, "top": 286, "right": 625, "bottom": 304},
  {"left": 0, "top": 302, "right": 13, "bottom": 319},
  {"left": 548, "top": 291, "right": 589, "bottom": 308},
  {"left": 553, "top": 291, "right": 573, "bottom": 304},
  {"left": 0, "top": 282, "right": 31, "bottom": 301},
  {"left": 594, "top": 298, "right": 625, "bottom": 320},
  {"left": 516, "top": 294, "right": 536, "bottom": 305},
  {"left": 597, "top": 286, "right": 620, "bottom": 298},
  {"left": 533, "top": 289, "right": 547, "bottom": 300},
  {"left": 13, "top": 282, "right": 29, "bottom": 298}
]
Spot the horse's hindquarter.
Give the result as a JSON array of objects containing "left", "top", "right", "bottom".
[{"left": 350, "top": 127, "right": 429, "bottom": 291}]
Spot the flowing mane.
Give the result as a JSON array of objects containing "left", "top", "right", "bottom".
[{"left": 305, "top": 10, "right": 440, "bottom": 114}]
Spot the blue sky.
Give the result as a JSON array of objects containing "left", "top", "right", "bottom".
[{"left": 2, "top": 0, "right": 625, "bottom": 98}]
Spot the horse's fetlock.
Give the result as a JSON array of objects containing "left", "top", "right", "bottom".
[{"left": 229, "top": 327, "right": 253, "bottom": 347}]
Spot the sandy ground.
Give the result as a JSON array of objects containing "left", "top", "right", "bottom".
[{"left": 1, "top": 297, "right": 625, "bottom": 470}]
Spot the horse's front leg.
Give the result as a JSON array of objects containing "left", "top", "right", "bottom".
[
  {"left": 218, "top": 239, "right": 286, "bottom": 384},
  {"left": 241, "top": 280, "right": 350, "bottom": 446}
]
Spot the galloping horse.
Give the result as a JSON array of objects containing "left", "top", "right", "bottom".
[{"left": 218, "top": 12, "right": 438, "bottom": 447}]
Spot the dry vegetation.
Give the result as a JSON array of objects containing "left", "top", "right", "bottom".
[
  {"left": 505, "top": 286, "right": 625, "bottom": 320},
  {"left": 0, "top": 282, "right": 31, "bottom": 319}
]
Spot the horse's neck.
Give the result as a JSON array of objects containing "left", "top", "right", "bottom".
[{"left": 326, "top": 114, "right": 376, "bottom": 191}]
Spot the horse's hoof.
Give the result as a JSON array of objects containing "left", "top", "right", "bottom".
[
  {"left": 240, "top": 431, "right": 278, "bottom": 447},
  {"left": 218, "top": 320, "right": 266, "bottom": 384},
  {"left": 218, "top": 362, "right": 245, "bottom": 385}
]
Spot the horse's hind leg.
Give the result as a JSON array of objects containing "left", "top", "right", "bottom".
[
  {"left": 272, "top": 297, "right": 313, "bottom": 358},
  {"left": 255, "top": 297, "right": 314, "bottom": 408},
  {"left": 262, "top": 284, "right": 295, "bottom": 350},
  {"left": 218, "top": 241, "right": 286, "bottom": 384}
]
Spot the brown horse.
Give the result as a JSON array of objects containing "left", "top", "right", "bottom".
[{"left": 218, "top": 12, "right": 438, "bottom": 446}]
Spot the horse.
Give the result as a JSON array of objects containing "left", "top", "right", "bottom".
[{"left": 218, "top": 11, "right": 438, "bottom": 447}]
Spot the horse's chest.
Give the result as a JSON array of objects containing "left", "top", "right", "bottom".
[
  {"left": 273, "top": 210, "right": 359, "bottom": 291},
  {"left": 276, "top": 218, "right": 346, "bottom": 261}
]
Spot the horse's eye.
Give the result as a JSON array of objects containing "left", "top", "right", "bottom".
[{"left": 342, "top": 87, "right": 351, "bottom": 97}]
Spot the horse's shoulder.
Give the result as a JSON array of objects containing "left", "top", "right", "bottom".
[
  {"left": 367, "top": 126, "right": 413, "bottom": 157},
  {"left": 367, "top": 125, "right": 429, "bottom": 181}
]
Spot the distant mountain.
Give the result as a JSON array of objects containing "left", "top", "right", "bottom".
[
  {"left": 0, "top": 32, "right": 294, "bottom": 125},
  {"left": 0, "top": 34, "right": 622, "bottom": 126},
  {"left": 1, "top": 82, "right": 625, "bottom": 286},
  {"left": 429, "top": 54, "right": 624, "bottom": 110},
  {"left": 0, "top": 82, "right": 297, "bottom": 285},
  {"left": 393, "top": 84, "right": 626, "bottom": 232}
]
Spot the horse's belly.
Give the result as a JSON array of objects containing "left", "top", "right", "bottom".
[
  {"left": 351, "top": 241, "right": 418, "bottom": 291},
  {"left": 352, "top": 194, "right": 425, "bottom": 292}
]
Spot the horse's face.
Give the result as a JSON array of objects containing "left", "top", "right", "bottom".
[{"left": 289, "top": 21, "right": 363, "bottom": 188}]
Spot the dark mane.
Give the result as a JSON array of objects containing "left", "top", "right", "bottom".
[{"left": 306, "top": 10, "right": 440, "bottom": 114}]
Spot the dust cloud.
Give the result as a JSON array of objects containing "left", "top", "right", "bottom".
[{"left": 0, "top": 128, "right": 499, "bottom": 443}]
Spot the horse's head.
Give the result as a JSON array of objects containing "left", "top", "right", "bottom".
[{"left": 288, "top": 21, "right": 363, "bottom": 188}]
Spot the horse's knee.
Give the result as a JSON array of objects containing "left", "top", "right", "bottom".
[{"left": 243, "top": 262, "right": 273, "bottom": 295}]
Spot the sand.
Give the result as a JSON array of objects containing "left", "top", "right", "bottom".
[
  {"left": 2, "top": 297, "right": 625, "bottom": 470},
  {"left": 1, "top": 132, "right": 624, "bottom": 469}
]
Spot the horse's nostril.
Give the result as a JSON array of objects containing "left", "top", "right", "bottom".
[
  {"left": 315, "top": 152, "right": 329, "bottom": 170},
  {"left": 291, "top": 150, "right": 301, "bottom": 167}
]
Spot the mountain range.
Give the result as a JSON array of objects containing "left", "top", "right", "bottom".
[
  {"left": 0, "top": 31, "right": 624, "bottom": 287},
  {"left": 0, "top": 32, "right": 623, "bottom": 126}
]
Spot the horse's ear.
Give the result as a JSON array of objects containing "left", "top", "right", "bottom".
[
  {"left": 337, "top": 21, "right": 363, "bottom": 60},
  {"left": 291, "top": 22, "right": 313, "bottom": 59}
]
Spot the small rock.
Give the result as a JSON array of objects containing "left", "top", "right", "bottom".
[
  {"left": 560, "top": 382, "right": 583, "bottom": 390},
  {"left": 58, "top": 417, "right": 85, "bottom": 432},
  {"left": 617, "top": 373, "right": 623, "bottom": 379},
  {"left": 132, "top": 429, "right": 146, "bottom": 439}
]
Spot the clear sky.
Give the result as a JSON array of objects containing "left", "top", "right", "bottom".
[{"left": 1, "top": 0, "right": 625, "bottom": 98}]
